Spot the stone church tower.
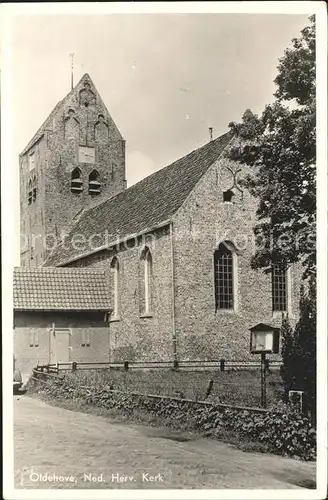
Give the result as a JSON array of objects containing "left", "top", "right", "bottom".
[{"left": 20, "top": 74, "right": 126, "bottom": 266}]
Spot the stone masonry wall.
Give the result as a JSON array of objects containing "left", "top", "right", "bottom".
[
  {"left": 20, "top": 75, "right": 126, "bottom": 266},
  {"left": 171, "top": 156, "right": 301, "bottom": 360},
  {"left": 20, "top": 135, "right": 48, "bottom": 267},
  {"left": 62, "top": 155, "right": 302, "bottom": 362},
  {"left": 66, "top": 227, "right": 175, "bottom": 362}
]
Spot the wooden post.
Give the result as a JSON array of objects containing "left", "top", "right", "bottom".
[
  {"left": 261, "top": 353, "right": 267, "bottom": 408},
  {"left": 205, "top": 379, "right": 214, "bottom": 399},
  {"left": 265, "top": 358, "right": 270, "bottom": 372},
  {"left": 72, "top": 361, "right": 77, "bottom": 372},
  {"left": 173, "top": 359, "right": 179, "bottom": 370},
  {"left": 220, "top": 359, "right": 225, "bottom": 372},
  {"left": 124, "top": 361, "right": 129, "bottom": 371}
]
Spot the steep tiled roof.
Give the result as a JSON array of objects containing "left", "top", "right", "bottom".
[
  {"left": 46, "top": 131, "right": 233, "bottom": 266},
  {"left": 13, "top": 268, "right": 111, "bottom": 311}
]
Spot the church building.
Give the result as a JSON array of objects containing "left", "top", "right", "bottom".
[{"left": 15, "top": 73, "right": 302, "bottom": 369}]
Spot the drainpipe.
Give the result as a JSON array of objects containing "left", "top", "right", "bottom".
[
  {"left": 105, "top": 310, "right": 112, "bottom": 363},
  {"left": 170, "top": 222, "right": 178, "bottom": 366},
  {"left": 49, "top": 322, "right": 55, "bottom": 364}
]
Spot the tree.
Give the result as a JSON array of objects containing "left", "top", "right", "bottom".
[
  {"left": 226, "top": 16, "right": 316, "bottom": 278},
  {"left": 280, "top": 277, "right": 316, "bottom": 418}
]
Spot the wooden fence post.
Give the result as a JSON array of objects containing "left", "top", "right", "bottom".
[
  {"left": 220, "top": 359, "right": 225, "bottom": 372},
  {"left": 72, "top": 361, "right": 77, "bottom": 372},
  {"left": 205, "top": 379, "right": 214, "bottom": 399},
  {"left": 124, "top": 361, "right": 129, "bottom": 371}
]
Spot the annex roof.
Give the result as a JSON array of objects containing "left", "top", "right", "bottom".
[
  {"left": 46, "top": 131, "right": 233, "bottom": 266},
  {"left": 13, "top": 267, "right": 111, "bottom": 311}
]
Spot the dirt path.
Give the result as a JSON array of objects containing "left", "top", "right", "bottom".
[{"left": 14, "top": 395, "right": 316, "bottom": 490}]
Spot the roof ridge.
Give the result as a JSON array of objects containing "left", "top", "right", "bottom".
[{"left": 14, "top": 267, "right": 106, "bottom": 273}]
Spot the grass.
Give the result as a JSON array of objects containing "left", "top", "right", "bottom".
[{"left": 61, "top": 367, "right": 283, "bottom": 408}]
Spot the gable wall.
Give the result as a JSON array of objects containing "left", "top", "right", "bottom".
[{"left": 172, "top": 155, "right": 302, "bottom": 360}]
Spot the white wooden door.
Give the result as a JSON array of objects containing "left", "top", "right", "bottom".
[{"left": 50, "top": 328, "right": 70, "bottom": 364}]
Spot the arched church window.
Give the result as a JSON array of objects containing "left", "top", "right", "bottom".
[
  {"left": 88, "top": 170, "right": 101, "bottom": 195},
  {"left": 110, "top": 257, "right": 120, "bottom": 318},
  {"left": 71, "top": 167, "right": 83, "bottom": 193},
  {"left": 214, "top": 242, "right": 236, "bottom": 310},
  {"left": 140, "top": 247, "right": 153, "bottom": 315}
]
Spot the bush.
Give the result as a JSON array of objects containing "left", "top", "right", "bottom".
[
  {"left": 280, "top": 278, "right": 316, "bottom": 419},
  {"left": 29, "top": 373, "right": 316, "bottom": 461}
]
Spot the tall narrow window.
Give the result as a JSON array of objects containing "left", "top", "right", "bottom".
[
  {"left": 272, "top": 264, "right": 287, "bottom": 312},
  {"left": 32, "top": 175, "right": 37, "bottom": 202},
  {"left": 141, "top": 247, "right": 153, "bottom": 315},
  {"left": 71, "top": 167, "right": 83, "bottom": 193},
  {"left": 214, "top": 243, "right": 234, "bottom": 310},
  {"left": 28, "top": 180, "right": 33, "bottom": 205},
  {"left": 110, "top": 257, "right": 120, "bottom": 318},
  {"left": 88, "top": 170, "right": 100, "bottom": 195}
]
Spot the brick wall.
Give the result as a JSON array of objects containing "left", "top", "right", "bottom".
[
  {"left": 14, "top": 311, "right": 110, "bottom": 374},
  {"left": 171, "top": 156, "right": 301, "bottom": 360},
  {"left": 67, "top": 227, "right": 176, "bottom": 362}
]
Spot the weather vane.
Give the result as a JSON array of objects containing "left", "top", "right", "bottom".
[{"left": 69, "top": 53, "right": 74, "bottom": 90}]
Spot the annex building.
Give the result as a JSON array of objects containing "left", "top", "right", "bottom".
[{"left": 14, "top": 73, "right": 301, "bottom": 371}]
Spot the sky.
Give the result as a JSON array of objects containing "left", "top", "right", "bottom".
[
  {"left": 12, "top": 13, "right": 310, "bottom": 184},
  {"left": 8, "top": 11, "right": 311, "bottom": 263}
]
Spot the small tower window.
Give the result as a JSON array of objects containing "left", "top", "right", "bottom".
[
  {"left": 29, "top": 152, "right": 35, "bottom": 171},
  {"left": 223, "top": 189, "right": 234, "bottom": 202},
  {"left": 71, "top": 167, "right": 83, "bottom": 193},
  {"left": 88, "top": 170, "right": 101, "bottom": 195}
]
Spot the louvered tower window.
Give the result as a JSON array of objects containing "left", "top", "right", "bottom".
[
  {"left": 88, "top": 170, "right": 101, "bottom": 195},
  {"left": 71, "top": 167, "right": 83, "bottom": 193}
]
